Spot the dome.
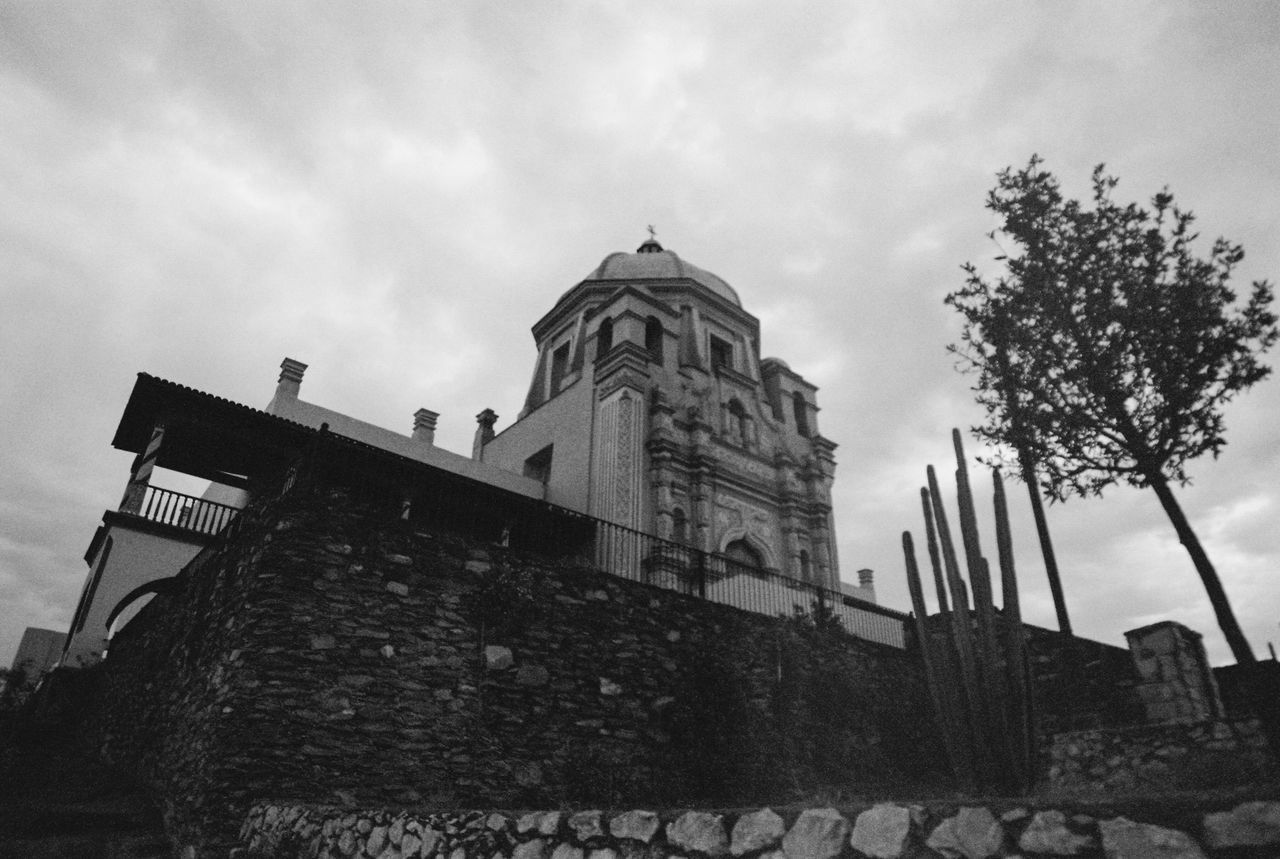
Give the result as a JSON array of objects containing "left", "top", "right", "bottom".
[{"left": 581, "top": 239, "right": 741, "bottom": 306}]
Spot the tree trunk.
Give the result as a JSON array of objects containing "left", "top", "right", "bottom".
[{"left": 1146, "top": 472, "right": 1256, "bottom": 665}]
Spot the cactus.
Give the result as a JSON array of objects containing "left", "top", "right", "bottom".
[{"left": 903, "top": 430, "right": 1036, "bottom": 794}]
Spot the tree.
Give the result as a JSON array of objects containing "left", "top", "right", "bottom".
[{"left": 947, "top": 155, "right": 1277, "bottom": 665}]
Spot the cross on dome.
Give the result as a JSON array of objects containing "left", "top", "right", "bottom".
[{"left": 637, "top": 225, "right": 664, "bottom": 253}]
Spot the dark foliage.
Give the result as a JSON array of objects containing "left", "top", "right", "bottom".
[
  {"left": 661, "top": 650, "right": 780, "bottom": 802},
  {"left": 463, "top": 563, "right": 543, "bottom": 638},
  {"left": 948, "top": 155, "right": 1276, "bottom": 497}
]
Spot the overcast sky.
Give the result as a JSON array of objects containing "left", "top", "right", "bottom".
[{"left": 3, "top": 2, "right": 1279, "bottom": 667}]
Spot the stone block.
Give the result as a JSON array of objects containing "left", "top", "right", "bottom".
[
  {"left": 520, "top": 811, "right": 562, "bottom": 837},
  {"left": 925, "top": 807, "right": 1003, "bottom": 859},
  {"left": 367, "top": 825, "right": 389, "bottom": 856},
  {"left": 1203, "top": 801, "right": 1280, "bottom": 848},
  {"left": 1017, "top": 810, "right": 1094, "bottom": 855},
  {"left": 386, "top": 581, "right": 410, "bottom": 596},
  {"left": 551, "top": 844, "right": 584, "bottom": 859},
  {"left": 513, "top": 839, "right": 549, "bottom": 859},
  {"left": 1098, "top": 816, "right": 1205, "bottom": 858},
  {"left": 667, "top": 811, "right": 729, "bottom": 856},
  {"left": 485, "top": 645, "right": 514, "bottom": 670},
  {"left": 516, "top": 664, "right": 550, "bottom": 686},
  {"left": 849, "top": 804, "right": 910, "bottom": 859},
  {"left": 730, "top": 808, "right": 784, "bottom": 856},
  {"left": 611, "top": 810, "right": 660, "bottom": 844},
  {"left": 387, "top": 816, "right": 406, "bottom": 845},
  {"left": 781, "top": 808, "right": 849, "bottom": 859},
  {"left": 570, "top": 811, "right": 606, "bottom": 842}
]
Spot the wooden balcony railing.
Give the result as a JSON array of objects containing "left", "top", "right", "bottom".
[{"left": 129, "top": 485, "right": 240, "bottom": 537}]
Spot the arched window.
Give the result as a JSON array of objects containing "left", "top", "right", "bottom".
[
  {"left": 724, "top": 538, "right": 763, "bottom": 571},
  {"left": 792, "top": 391, "right": 810, "bottom": 437},
  {"left": 645, "top": 316, "right": 664, "bottom": 364},
  {"left": 595, "top": 317, "right": 613, "bottom": 360},
  {"left": 672, "top": 508, "right": 688, "bottom": 545}
]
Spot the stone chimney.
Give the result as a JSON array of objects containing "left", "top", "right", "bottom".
[
  {"left": 472, "top": 409, "right": 498, "bottom": 461},
  {"left": 412, "top": 409, "right": 439, "bottom": 446},
  {"left": 265, "top": 357, "right": 308, "bottom": 415},
  {"left": 857, "top": 568, "right": 875, "bottom": 593},
  {"left": 275, "top": 357, "right": 307, "bottom": 401}
]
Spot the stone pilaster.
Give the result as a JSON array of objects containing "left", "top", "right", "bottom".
[{"left": 590, "top": 342, "right": 650, "bottom": 530}]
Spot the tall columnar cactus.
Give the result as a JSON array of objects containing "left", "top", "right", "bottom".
[{"left": 902, "top": 430, "right": 1034, "bottom": 795}]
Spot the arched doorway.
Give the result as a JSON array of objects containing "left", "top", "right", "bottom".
[{"left": 724, "top": 538, "right": 763, "bottom": 570}]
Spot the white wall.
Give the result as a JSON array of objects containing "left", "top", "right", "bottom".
[{"left": 62, "top": 522, "right": 205, "bottom": 666}]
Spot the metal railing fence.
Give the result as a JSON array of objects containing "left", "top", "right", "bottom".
[
  {"left": 163, "top": 435, "right": 908, "bottom": 648},
  {"left": 591, "top": 516, "right": 908, "bottom": 647}
]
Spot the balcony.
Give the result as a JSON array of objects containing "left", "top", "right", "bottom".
[{"left": 125, "top": 485, "right": 240, "bottom": 537}]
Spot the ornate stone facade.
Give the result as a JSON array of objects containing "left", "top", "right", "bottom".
[{"left": 480, "top": 237, "right": 845, "bottom": 592}]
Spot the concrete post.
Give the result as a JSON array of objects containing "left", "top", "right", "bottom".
[{"left": 119, "top": 422, "right": 165, "bottom": 514}]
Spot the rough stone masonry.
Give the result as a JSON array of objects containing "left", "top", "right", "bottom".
[
  {"left": 88, "top": 478, "right": 946, "bottom": 851},
  {"left": 240, "top": 799, "right": 1280, "bottom": 859}
]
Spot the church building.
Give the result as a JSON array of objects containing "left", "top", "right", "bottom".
[
  {"left": 59, "top": 235, "right": 876, "bottom": 667},
  {"left": 479, "top": 236, "right": 843, "bottom": 591}
]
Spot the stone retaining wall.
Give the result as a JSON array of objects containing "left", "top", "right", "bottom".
[
  {"left": 1046, "top": 718, "right": 1275, "bottom": 794},
  {"left": 89, "top": 478, "right": 948, "bottom": 852},
  {"left": 238, "top": 799, "right": 1280, "bottom": 859}
]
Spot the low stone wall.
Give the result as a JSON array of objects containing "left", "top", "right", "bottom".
[
  {"left": 1023, "top": 626, "right": 1143, "bottom": 738},
  {"left": 1046, "top": 718, "right": 1274, "bottom": 794},
  {"left": 239, "top": 799, "right": 1280, "bottom": 859}
]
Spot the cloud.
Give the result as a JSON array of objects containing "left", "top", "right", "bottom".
[{"left": 2, "top": 1, "right": 1279, "bottom": 667}]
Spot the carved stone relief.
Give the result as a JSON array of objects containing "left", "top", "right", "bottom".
[
  {"left": 714, "top": 494, "right": 778, "bottom": 564},
  {"left": 713, "top": 443, "right": 776, "bottom": 483},
  {"left": 614, "top": 392, "right": 635, "bottom": 519}
]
